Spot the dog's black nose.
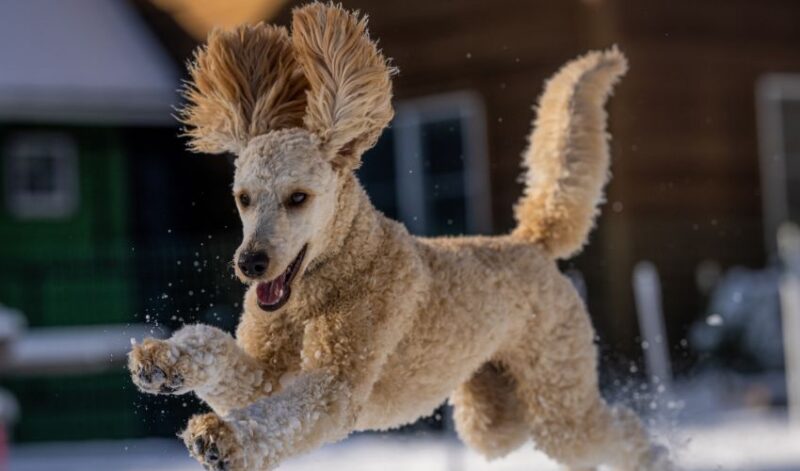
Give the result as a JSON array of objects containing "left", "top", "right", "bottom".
[{"left": 238, "top": 251, "right": 269, "bottom": 278}]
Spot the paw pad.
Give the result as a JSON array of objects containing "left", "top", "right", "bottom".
[
  {"left": 192, "top": 437, "right": 228, "bottom": 470},
  {"left": 129, "top": 340, "right": 187, "bottom": 395},
  {"left": 183, "top": 413, "right": 243, "bottom": 471}
]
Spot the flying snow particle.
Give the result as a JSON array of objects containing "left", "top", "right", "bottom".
[{"left": 706, "top": 314, "right": 723, "bottom": 326}]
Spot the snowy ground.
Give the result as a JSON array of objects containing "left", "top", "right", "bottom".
[{"left": 10, "top": 411, "right": 800, "bottom": 471}]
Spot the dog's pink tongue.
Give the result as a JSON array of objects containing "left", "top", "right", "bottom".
[{"left": 257, "top": 279, "right": 285, "bottom": 306}]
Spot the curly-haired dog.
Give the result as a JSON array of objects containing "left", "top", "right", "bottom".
[{"left": 129, "top": 3, "right": 670, "bottom": 470}]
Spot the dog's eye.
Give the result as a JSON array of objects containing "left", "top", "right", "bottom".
[
  {"left": 288, "top": 192, "right": 307, "bottom": 207},
  {"left": 238, "top": 193, "right": 251, "bottom": 208}
]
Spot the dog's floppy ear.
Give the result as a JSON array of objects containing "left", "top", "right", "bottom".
[
  {"left": 291, "top": 3, "right": 395, "bottom": 169},
  {"left": 180, "top": 24, "right": 309, "bottom": 155}
]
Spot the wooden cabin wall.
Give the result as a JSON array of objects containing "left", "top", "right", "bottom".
[{"left": 601, "top": 0, "right": 800, "bottom": 359}]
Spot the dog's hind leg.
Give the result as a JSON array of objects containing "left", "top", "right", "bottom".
[
  {"left": 498, "top": 275, "right": 671, "bottom": 471},
  {"left": 451, "top": 360, "right": 529, "bottom": 458}
]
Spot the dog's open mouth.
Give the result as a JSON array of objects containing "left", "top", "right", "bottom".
[{"left": 256, "top": 245, "right": 307, "bottom": 312}]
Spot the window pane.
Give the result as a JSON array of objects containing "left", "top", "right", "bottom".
[
  {"left": 25, "top": 154, "right": 58, "bottom": 194},
  {"left": 782, "top": 100, "right": 800, "bottom": 223},
  {"left": 420, "top": 118, "right": 467, "bottom": 235},
  {"left": 358, "top": 129, "right": 398, "bottom": 219},
  {"left": 781, "top": 100, "right": 800, "bottom": 156},
  {"left": 430, "top": 196, "right": 467, "bottom": 234},
  {"left": 788, "top": 176, "right": 800, "bottom": 223},
  {"left": 421, "top": 118, "right": 464, "bottom": 174}
]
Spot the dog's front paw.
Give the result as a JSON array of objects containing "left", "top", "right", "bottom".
[
  {"left": 128, "top": 338, "right": 204, "bottom": 394},
  {"left": 182, "top": 413, "right": 245, "bottom": 471}
]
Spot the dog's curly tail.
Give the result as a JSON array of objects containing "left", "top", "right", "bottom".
[{"left": 512, "top": 47, "right": 627, "bottom": 259}]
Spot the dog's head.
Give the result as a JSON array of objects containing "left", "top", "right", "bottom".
[{"left": 180, "top": 3, "right": 394, "bottom": 312}]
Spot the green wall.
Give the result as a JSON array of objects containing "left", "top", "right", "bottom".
[
  {"left": 0, "top": 125, "right": 141, "bottom": 441},
  {"left": 0, "top": 126, "right": 133, "bottom": 326}
]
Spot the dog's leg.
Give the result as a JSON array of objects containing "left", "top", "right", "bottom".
[
  {"left": 182, "top": 371, "right": 341, "bottom": 471},
  {"left": 451, "top": 360, "right": 529, "bottom": 459},
  {"left": 129, "top": 324, "right": 274, "bottom": 415},
  {"left": 179, "top": 307, "right": 414, "bottom": 471},
  {"left": 500, "top": 274, "right": 672, "bottom": 471}
]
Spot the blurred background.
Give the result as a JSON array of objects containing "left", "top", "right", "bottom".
[{"left": 2, "top": 0, "right": 800, "bottom": 470}]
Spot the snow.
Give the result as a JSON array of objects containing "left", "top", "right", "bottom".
[{"left": 9, "top": 411, "right": 800, "bottom": 471}]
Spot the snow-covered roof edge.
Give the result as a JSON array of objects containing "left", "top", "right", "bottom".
[{"left": 0, "top": 0, "right": 181, "bottom": 126}]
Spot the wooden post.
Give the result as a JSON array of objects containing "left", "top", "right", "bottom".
[
  {"left": 778, "top": 223, "right": 800, "bottom": 428},
  {"left": 633, "top": 261, "right": 673, "bottom": 390}
]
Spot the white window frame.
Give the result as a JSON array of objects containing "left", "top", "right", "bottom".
[
  {"left": 4, "top": 131, "right": 79, "bottom": 219},
  {"left": 392, "top": 91, "right": 492, "bottom": 235},
  {"left": 756, "top": 74, "right": 800, "bottom": 255}
]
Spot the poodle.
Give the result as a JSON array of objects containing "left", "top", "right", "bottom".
[{"left": 128, "top": 3, "right": 670, "bottom": 470}]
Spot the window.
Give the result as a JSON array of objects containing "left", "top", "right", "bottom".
[
  {"left": 4, "top": 132, "right": 79, "bottom": 219},
  {"left": 757, "top": 75, "right": 800, "bottom": 254},
  {"left": 359, "top": 92, "right": 492, "bottom": 236}
]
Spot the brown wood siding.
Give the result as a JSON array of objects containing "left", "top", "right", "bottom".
[{"left": 605, "top": 0, "right": 800, "bottom": 356}]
